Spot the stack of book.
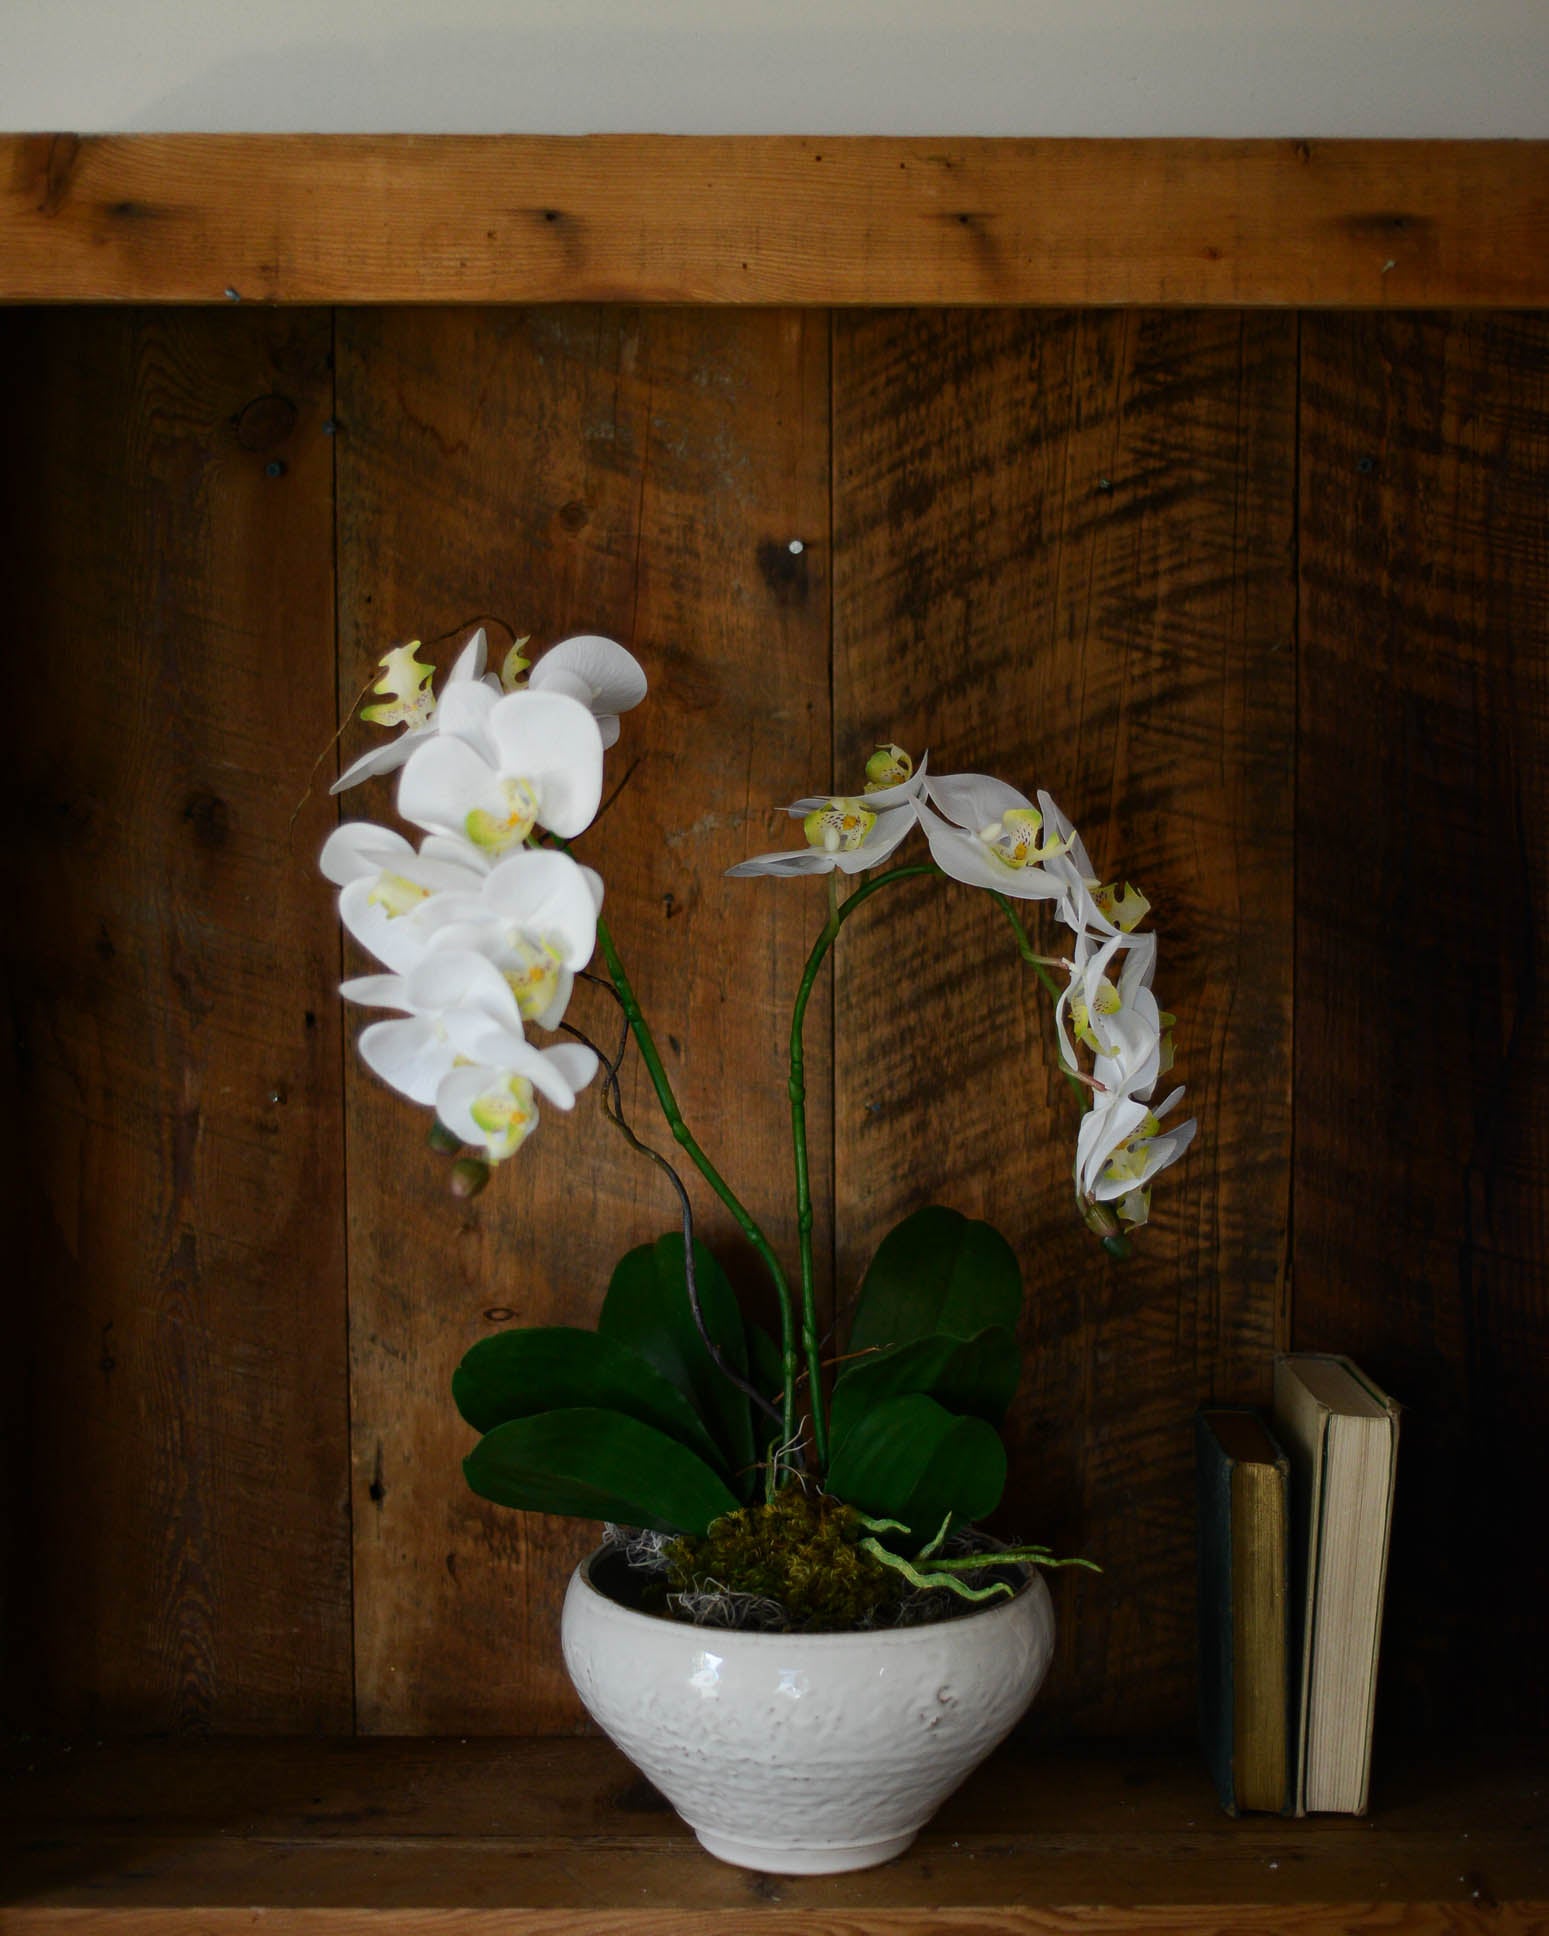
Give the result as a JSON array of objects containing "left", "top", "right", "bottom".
[{"left": 1196, "top": 1353, "right": 1400, "bottom": 1816}]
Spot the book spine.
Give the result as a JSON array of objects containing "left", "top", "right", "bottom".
[
  {"left": 1230, "top": 1451, "right": 1292, "bottom": 1815},
  {"left": 1195, "top": 1413, "right": 1238, "bottom": 1816}
]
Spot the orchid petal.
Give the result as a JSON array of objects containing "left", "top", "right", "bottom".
[
  {"left": 833, "top": 803, "right": 918, "bottom": 872},
  {"left": 357, "top": 1016, "right": 456, "bottom": 1107},
  {"left": 338, "top": 973, "right": 410, "bottom": 1009},
  {"left": 1090, "top": 1119, "right": 1197, "bottom": 1200},
  {"left": 434, "top": 677, "right": 500, "bottom": 757},
  {"left": 418, "top": 831, "right": 492, "bottom": 874},
  {"left": 446, "top": 627, "right": 488, "bottom": 684},
  {"left": 1077, "top": 1095, "right": 1150, "bottom": 1197},
  {"left": 331, "top": 728, "right": 434, "bottom": 795},
  {"left": 404, "top": 950, "right": 523, "bottom": 1029},
  {"left": 485, "top": 691, "right": 606, "bottom": 838},
  {"left": 338, "top": 876, "right": 439, "bottom": 975},
  {"left": 481, "top": 850, "right": 599, "bottom": 966},
  {"left": 396, "top": 731, "right": 522, "bottom": 847},
  {"left": 925, "top": 772, "right": 1033, "bottom": 830},
  {"left": 916, "top": 799, "right": 1066, "bottom": 900},
  {"left": 532, "top": 635, "right": 649, "bottom": 719},
  {"left": 319, "top": 821, "right": 414, "bottom": 886},
  {"left": 531, "top": 1040, "right": 600, "bottom": 1104},
  {"left": 726, "top": 847, "right": 846, "bottom": 878},
  {"left": 527, "top": 967, "right": 575, "bottom": 1032}
]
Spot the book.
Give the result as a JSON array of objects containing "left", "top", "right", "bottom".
[
  {"left": 1272, "top": 1353, "right": 1401, "bottom": 1816},
  {"left": 1195, "top": 1408, "right": 1294, "bottom": 1815}
]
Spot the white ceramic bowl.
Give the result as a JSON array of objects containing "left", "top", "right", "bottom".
[{"left": 561, "top": 1547, "right": 1055, "bottom": 1873}]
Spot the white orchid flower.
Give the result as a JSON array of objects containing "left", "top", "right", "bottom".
[
  {"left": 525, "top": 635, "right": 648, "bottom": 750},
  {"left": 726, "top": 757, "right": 926, "bottom": 878},
  {"left": 320, "top": 821, "right": 488, "bottom": 976},
  {"left": 1033, "top": 791, "right": 1152, "bottom": 939},
  {"left": 914, "top": 773, "right": 1074, "bottom": 903},
  {"left": 1054, "top": 929, "right": 1162, "bottom": 1093},
  {"left": 1076, "top": 1086, "right": 1196, "bottom": 1207},
  {"left": 341, "top": 950, "right": 528, "bottom": 1105},
  {"left": 397, "top": 689, "right": 605, "bottom": 860},
  {"left": 331, "top": 629, "right": 499, "bottom": 795},
  {"left": 435, "top": 1030, "right": 599, "bottom": 1162},
  {"left": 407, "top": 848, "right": 604, "bottom": 1031},
  {"left": 342, "top": 948, "right": 597, "bottom": 1122}
]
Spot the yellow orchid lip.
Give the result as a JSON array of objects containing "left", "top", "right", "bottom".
[
  {"left": 465, "top": 776, "right": 543, "bottom": 854},
  {"left": 361, "top": 641, "right": 437, "bottom": 730},
  {"left": 976, "top": 806, "right": 1049, "bottom": 869},
  {"left": 803, "top": 799, "right": 877, "bottom": 854},
  {"left": 863, "top": 743, "right": 914, "bottom": 792},
  {"left": 1094, "top": 881, "right": 1152, "bottom": 932},
  {"left": 503, "top": 936, "right": 566, "bottom": 1021},
  {"left": 469, "top": 1074, "right": 538, "bottom": 1161}
]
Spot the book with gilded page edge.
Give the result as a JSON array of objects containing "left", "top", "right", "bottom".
[
  {"left": 1196, "top": 1408, "right": 1294, "bottom": 1815},
  {"left": 1272, "top": 1353, "right": 1401, "bottom": 1817}
]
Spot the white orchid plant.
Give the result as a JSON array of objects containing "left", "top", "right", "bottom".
[{"left": 322, "top": 627, "right": 1194, "bottom": 1617}]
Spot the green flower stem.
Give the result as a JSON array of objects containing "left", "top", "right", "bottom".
[
  {"left": 788, "top": 863, "right": 937, "bottom": 1476},
  {"left": 594, "top": 913, "right": 799, "bottom": 1474}
]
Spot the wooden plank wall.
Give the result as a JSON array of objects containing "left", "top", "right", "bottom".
[
  {"left": 2, "top": 303, "right": 1544, "bottom": 1739},
  {"left": 1, "top": 309, "right": 352, "bottom": 1732},
  {"left": 1296, "top": 313, "right": 1549, "bottom": 1735}
]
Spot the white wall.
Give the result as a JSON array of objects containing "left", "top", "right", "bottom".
[{"left": 3, "top": 0, "right": 1546, "bottom": 137}]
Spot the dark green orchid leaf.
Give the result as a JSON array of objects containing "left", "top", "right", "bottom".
[
  {"left": 846, "top": 1206, "right": 1022, "bottom": 1356},
  {"left": 825, "top": 1391, "right": 1007, "bottom": 1547},
  {"left": 452, "top": 1325, "right": 730, "bottom": 1478},
  {"left": 599, "top": 1234, "right": 756, "bottom": 1500},
  {"left": 463, "top": 1406, "right": 739, "bottom": 1536},
  {"left": 829, "top": 1325, "right": 1020, "bottom": 1459}
]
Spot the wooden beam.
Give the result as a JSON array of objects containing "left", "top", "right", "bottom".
[{"left": 3, "top": 135, "right": 1548, "bottom": 308}]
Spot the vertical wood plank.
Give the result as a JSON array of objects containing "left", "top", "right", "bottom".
[
  {"left": 336, "top": 306, "right": 831, "bottom": 1732},
  {"left": 1296, "top": 313, "right": 1549, "bottom": 1733},
  {"left": 831, "top": 310, "right": 1297, "bottom": 1735},
  {"left": 0, "top": 308, "right": 352, "bottom": 1732}
]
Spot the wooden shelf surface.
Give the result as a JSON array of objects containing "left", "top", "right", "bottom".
[
  {"left": 3, "top": 135, "right": 1549, "bottom": 308},
  {"left": 3, "top": 1734, "right": 1545, "bottom": 1932}
]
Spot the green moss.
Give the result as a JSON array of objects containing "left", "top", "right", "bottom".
[{"left": 665, "top": 1487, "right": 906, "bottom": 1630}]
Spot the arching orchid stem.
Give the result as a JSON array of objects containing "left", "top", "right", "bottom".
[
  {"left": 594, "top": 912, "right": 801, "bottom": 1469},
  {"left": 561, "top": 1015, "right": 784, "bottom": 1436},
  {"left": 788, "top": 863, "right": 936, "bottom": 1475}
]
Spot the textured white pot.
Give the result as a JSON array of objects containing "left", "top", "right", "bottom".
[{"left": 561, "top": 1547, "right": 1056, "bottom": 1874}]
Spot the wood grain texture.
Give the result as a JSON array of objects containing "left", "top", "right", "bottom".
[
  {"left": 335, "top": 307, "right": 831, "bottom": 1731},
  {"left": 831, "top": 310, "right": 1297, "bottom": 1736},
  {"left": 0, "top": 309, "right": 352, "bottom": 1730},
  {"left": 7, "top": 1914, "right": 1548, "bottom": 1936},
  {"left": 1295, "top": 313, "right": 1549, "bottom": 1733},
  {"left": 4, "top": 1736, "right": 1545, "bottom": 1930},
  {"left": 4, "top": 136, "right": 1549, "bottom": 308}
]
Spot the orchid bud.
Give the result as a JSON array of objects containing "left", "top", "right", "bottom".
[
  {"left": 1082, "top": 1199, "right": 1121, "bottom": 1240},
  {"left": 450, "top": 1157, "right": 492, "bottom": 1200},
  {"left": 863, "top": 743, "right": 913, "bottom": 792}
]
